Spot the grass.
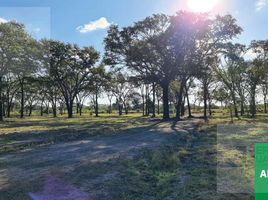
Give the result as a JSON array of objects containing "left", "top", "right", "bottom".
[
  {"left": 85, "top": 112, "right": 266, "bottom": 199},
  {"left": 0, "top": 111, "right": 267, "bottom": 199},
  {"left": 0, "top": 113, "right": 152, "bottom": 134},
  {"left": 0, "top": 113, "right": 157, "bottom": 154}
]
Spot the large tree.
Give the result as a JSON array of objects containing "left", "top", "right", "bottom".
[
  {"left": 250, "top": 40, "right": 268, "bottom": 114},
  {"left": 104, "top": 13, "right": 206, "bottom": 120},
  {"left": 212, "top": 43, "right": 246, "bottom": 118},
  {"left": 104, "top": 14, "right": 173, "bottom": 119},
  {"left": 0, "top": 22, "right": 37, "bottom": 120},
  {"left": 48, "top": 40, "right": 99, "bottom": 118},
  {"left": 16, "top": 37, "right": 41, "bottom": 118},
  {"left": 196, "top": 15, "right": 242, "bottom": 120},
  {"left": 246, "top": 59, "right": 264, "bottom": 118}
]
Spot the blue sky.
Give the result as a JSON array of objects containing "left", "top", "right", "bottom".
[{"left": 0, "top": 0, "right": 268, "bottom": 54}]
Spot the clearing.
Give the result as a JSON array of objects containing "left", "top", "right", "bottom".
[{"left": 1, "top": 114, "right": 264, "bottom": 199}]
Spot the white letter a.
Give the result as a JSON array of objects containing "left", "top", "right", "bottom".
[{"left": 260, "top": 170, "right": 267, "bottom": 178}]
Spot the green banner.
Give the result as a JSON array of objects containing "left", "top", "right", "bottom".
[{"left": 255, "top": 143, "right": 268, "bottom": 199}]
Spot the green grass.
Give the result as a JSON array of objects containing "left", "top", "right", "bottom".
[
  {"left": 89, "top": 113, "right": 267, "bottom": 199},
  {"left": 0, "top": 113, "right": 157, "bottom": 154},
  {"left": 0, "top": 111, "right": 267, "bottom": 199}
]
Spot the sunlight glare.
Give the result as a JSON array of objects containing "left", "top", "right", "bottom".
[{"left": 187, "top": 0, "right": 220, "bottom": 12}]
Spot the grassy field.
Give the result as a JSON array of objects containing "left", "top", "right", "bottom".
[
  {"left": 0, "top": 113, "right": 155, "bottom": 154},
  {"left": 0, "top": 112, "right": 267, "bottom": 199},
  {"left": 98, "top": 114, "right": 268, "bottom": 200}
]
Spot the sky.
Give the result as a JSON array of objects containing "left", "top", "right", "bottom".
[
  {"left": 0, "top": 0, "right": 268, "bottom": 55},
  {"left": 0, "top": 0, "right": 267, "bottom": 104}
]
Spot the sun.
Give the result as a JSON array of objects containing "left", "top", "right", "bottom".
[{"left": 187, "top": 0, "right": 220, "bottom": 12}]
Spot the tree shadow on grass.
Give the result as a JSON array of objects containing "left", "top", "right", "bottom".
[
  {"left": 0, "top": 116, "right": 164, "bottom": 154},
  {"left": 0, "top": 120, "right": 177, "bottom": 199},
  {"left": 0, "top": 119, "right": 256, "bottom": 200}
]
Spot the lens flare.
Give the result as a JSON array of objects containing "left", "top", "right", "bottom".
[{"left": 187, "top": 0, "right": 220, "bottom": 12}]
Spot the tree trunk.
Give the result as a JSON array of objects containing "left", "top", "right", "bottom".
[
  {"left": 208, "top": 92, "right": 212, "bottom": 117},
  {"left": 203, "top": 83, "right": 208, "bottom": 121},
  {"left": 118, "top": 98, "right": 122, "bottom": 116},
  {"left": 264, "top": 96, "right": 267, "bottom": 114},
  {"left": 46, "top": 104, "right": 49, "bottom": 114},
  {"left": 181, "top": 94, "right": 186, "bottom": 117},
  {"left": 67, "top": 100, "right": 73, "bottom": 118},
  {"left": 230, "top": 104, "right": 234, "bottom": 123},
  {"left": 109, "top": 99, "right": 112, "bottom": 114},
  {"left": 41, "top": 103, "right": 44, "bottom": 116},
  {"left": 95, "top": 92, "right": 99, "bottom": 117},
  {"left": 185, "top": 86, "right": 192, "bottom": 118},
  {"left": 79, "top": 105, "right": 83, "bottom": 116},
  {"left": 119, "top": 106, "right": 122, "bottom": 115},
  {"left": 52, "top": 102, "right": 57, "bottom": 118},
  {"left": 142, "top": 95, "right": 145, "bottom": 116},
  {"left": 145, "top": 86, "right": 149, "bottom": 116},
  {"left": 124, "top": 102, "right": 128, "bottom": 115},
  {"left": 20, "top": 78, "right": 24, "bottom": 119},
  {"left": 60, "top": 105, "right": 63, "bottom": 115},
  {"left": 6, "top": 88, "right": 10, "bottom": 118},
  {"left": 157, "top": 99, "right": 160, "bottom": 115},
  {"left": 162, "top": 81, "right": 170, "bottom": 120},
  {"left": 67, "top": 106, "right": 73, "bottom": 118},
  {"left": 29, "top": 104, "right": 33, "bottom": 116},
  {"left": 0, "top": 76, "right": 3, "bottom": 121},
  {"left": 231, "top": 91, "right": 238, "bottom": 118},
  {"left": 176, "top": 79, "right": 186, "bottom": 120},
  {"left": 7, "top": 103, "right": 11, "bottom": 118},
  {"left": 2, "top": 102, "right": 5, "bottom": 117},
  {"left": 240, "top": 101, "right": 244, "bottom": 116},
  {"left": 152, "top": 83, "right": 156, "bottom": 118},
  {"left": 250, "top": 91, "right": 256, "bottom": 118},
  {"left": 263, "top": 82, "right": 267, "bottom": 113},
  {"left": 209, "top": 101, "right": 212, "bottom": 116},
  {"left": 76, "top": 103, "right": 79, "bottom": 114}
]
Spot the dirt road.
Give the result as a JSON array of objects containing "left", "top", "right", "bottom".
[{"left": 0, "top": 119, "right": 200, "bottom": 200}]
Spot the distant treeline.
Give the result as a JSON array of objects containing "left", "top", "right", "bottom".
[{"left": 0, "top": 11, "right": 267, "bottom": 121}]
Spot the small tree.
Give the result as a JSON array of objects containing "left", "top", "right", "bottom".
[{"left": 87, "top": 65, "right": 111, "bottom": 117}]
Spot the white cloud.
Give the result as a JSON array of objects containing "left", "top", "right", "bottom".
[
  {"left": 76, "top": 17, "right": 111, "bottom": 33},
  {"left": 0, "top": 17, "right": 8, "bottom": 24},
  {"left": 256, "top": 0, "right": 268, "bottom": 11}
]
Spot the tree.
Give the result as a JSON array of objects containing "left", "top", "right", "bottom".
[
  {"left": 110, "top": 72, "right": 132, "bottom": 115},
  {"left": 3, "top": 72, "right": 18, "bottom": 117},
  {"left": 75, "top": 90, "right": 89, "bottom": 116},
  {"left": 169, "top": 12, "right": 211, "bottom": 120},
  {"left": 250, "top": 40, "right": 268, "bottom": 114},
  {"left": 0, "top": 22, "right": 36, "bottom": 120},
  {"left": 87, "top": 65, "right": 111, "bottom": 117},
  {"left": 155, "top": 85, "right": 162, "bottom": 115},
  {"left": 48, "top": 40, "right": 99, "bottom": 118},
  {"left": 246, "top": 60, "right": 264, "bottom": 117},
  {"left": 24, "top": 77, "right": 39, "bottom": 116},
  {"left": 213, "top": 85, "right": 229, "bottom": 108},
  {"left": 104, "top": 14, "right": 176, "bottom": 120},
  {"left": 196, "top": 14, "right": 243, "bottom": 120},
  {"left": 212, "top": 43, "right": 246, "bottom": 118},
  {"left": 16, "top": 39, "right": 41, "bottom": 118},
  {"left": 262, "top": 74, "right": 268, "bottom": 113},
  {"left": 44, "top": 77, "right": 59, "bottom": 117}
]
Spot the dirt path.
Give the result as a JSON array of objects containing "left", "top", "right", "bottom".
[{"left": 0, "top": 119, "right": 200, "bottom": 199}]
